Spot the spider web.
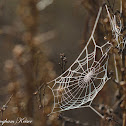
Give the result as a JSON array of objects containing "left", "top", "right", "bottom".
[
  {"left": 47, "top": 7, "right": 112, "bottom": 118},
  {"left": 105, "top": 1, "right": 126, "bottom": 50}
]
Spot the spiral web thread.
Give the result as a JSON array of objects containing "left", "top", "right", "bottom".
[
  {"left": 47, "top": 7, "right": 112, "bottom": 118},
  {"left": 105, "top": 1, "right": 126, "bottom": 50}
]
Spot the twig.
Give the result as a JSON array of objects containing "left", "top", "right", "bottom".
[
  {"left": 122, "top": 48, "right": 125, "bottom": 81},
  {"left": 0, "top": 94, "right": 13, "bottom": 120},
  {"left": 59, "top": 53, "right": 67, "bottom": 74},
  {"left": 33, "top": 83, "right": 44, "bottom": 95},
  {"left": 93, "top": 103, "right": 122, "bottom": 125},
  {"left": 113, "top": 95, "right": 124, "bottom": 111},
  {"left": 33, "top": 83, "right": 47, "bottom": 110},
  {"left": 106, "top": 116, "right": 122, "bottom": 126},
  {"left": 106, "top": 0, "right": 114, "bottom": 14}
]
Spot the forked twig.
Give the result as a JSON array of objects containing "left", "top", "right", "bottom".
[{"left": 0, "top": 94, "right": 13, "bottom": 120}]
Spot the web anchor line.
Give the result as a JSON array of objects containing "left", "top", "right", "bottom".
[{"left": 89, "top": 101, "right": 104, "bottom": 119}]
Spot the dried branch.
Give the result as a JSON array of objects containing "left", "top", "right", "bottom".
[
  {"left": 0, "top": 94, "right": 13, "bottom": 120},
  {"left": 59, "top": 53, "right": 67, "bottom": 74}
]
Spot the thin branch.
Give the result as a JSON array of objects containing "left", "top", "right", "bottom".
[
  {"left": 33, "top": 83, "right": 47, "bottom": 110},
  {"left": 0, "top": 94, "right": 13, "bottom": 120},
  {"left": 33, "top": 83, "right": 44, "bottom": 95},
  {"left": 59, "top": 53, "right": 67, "bottom": 74}
]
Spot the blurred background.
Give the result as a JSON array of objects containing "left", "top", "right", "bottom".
[{"left": 0, "top": 0, "right": 125, "bottom": 126}]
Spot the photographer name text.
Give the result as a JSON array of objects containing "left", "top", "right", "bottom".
[{"left": 0, "top": 117, "right": 32, "bottom": 125}]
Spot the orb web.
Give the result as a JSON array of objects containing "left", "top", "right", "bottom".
[{"left": 47, "top": 7, "right": 112, "bottom": 118}]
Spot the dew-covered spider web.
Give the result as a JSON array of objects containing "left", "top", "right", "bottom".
[
  {"left": 105, "top": 1, "right": 126, "bottom": 50},
  {"left": 47, "top": 7, "right": 112, "bottom": 118}
]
